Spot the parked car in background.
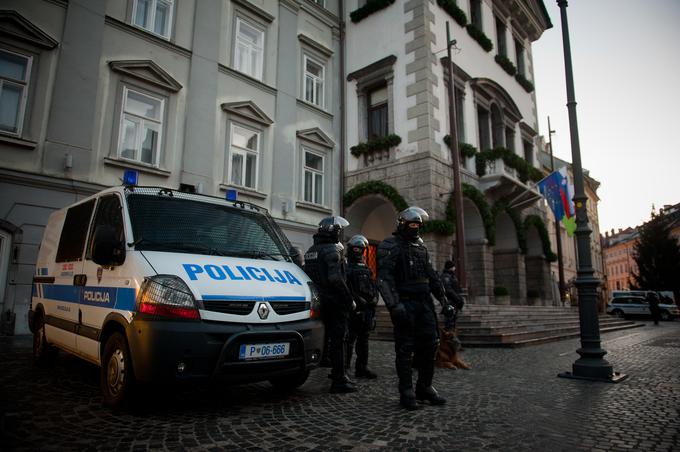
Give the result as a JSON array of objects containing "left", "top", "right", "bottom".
[{"left": 606, "top": 295, "right": 679, "bottom": 321}]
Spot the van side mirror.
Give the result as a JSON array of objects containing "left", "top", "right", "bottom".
[
  {"left": 92, "top": 225, "right": 125, "bottom": 267},
  {"left": 290, "top": 246, "right": 304, "bottom": 267}
]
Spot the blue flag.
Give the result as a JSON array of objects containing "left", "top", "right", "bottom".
[{"left": 537, "top": 167, "right": 576, "bottom": 236}]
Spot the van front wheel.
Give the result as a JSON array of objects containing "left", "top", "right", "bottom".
[
  {"left": 101, "top": 332, "right": 134, "bottom": 408},
  {"left": 33, "top": 315, "right": 57, "bottom": 367}
]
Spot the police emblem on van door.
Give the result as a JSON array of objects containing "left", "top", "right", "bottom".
[
  {"left": 257, "top": 303, "right": 270, "bottom": 320},
  {"left": 97, "top": 266, "right": 103, "bottom": 283}
]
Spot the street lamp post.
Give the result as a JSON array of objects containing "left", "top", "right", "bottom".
[{"left": 556, "top": 0, "right": 625, "bottom": 382}]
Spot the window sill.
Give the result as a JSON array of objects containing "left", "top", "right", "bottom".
[
  {"left": 218, "top": 64, "right": 277, "bottom": 95},
  {"left": 0, "top": 134, "right": 37, "bottom": 149},
  {"left": 103, "top": 157, "right": 171, "bottom": 177},
  {"left": 218, "top": 184, "right": 268, "bottom": 200},
  {"left": 296, "top": 99, "right": 333, "bottom": 119},
  {"left": 296, "top": 201, "right": 332, "bottom": 214}
]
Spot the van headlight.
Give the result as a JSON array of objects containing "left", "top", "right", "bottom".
[
  {"left": 137, "top": 275, "right": 199, "bottom": 320},
  {"left": 308, "top": 282, "right": 321, "bottom": 318}
]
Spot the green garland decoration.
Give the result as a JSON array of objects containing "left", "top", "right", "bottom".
[
  {"left": 493, "top": 201, "right": 526, "bottom": 254},
  {"left": 515, "top": 73, "right": 535, "bottom": 93},
  {"left": 350, "top": 134, "right": 402, "bottom": 157},
  {"left": 462, "top": 183, "right": 495, "bottom": 245},
  {"left": 466, "top": 24, "right": 493, "bottom": 52},
  {"left": 524, "top": 214, "right": 558, "bottom": 262},
  {"left": 494, "top": 54, "right": 517, "bottom": 76},
  {"left": 436, "top": 0, "right": 467, "bottom": 27},
  {"left": 350, "top": 0, "right": 396, "bottom": 23},
  {"left": 475, "top": 147, "right": 543, "bottom": 183},
  {"left": 443, "top": 135, "right": 478, "bottom": 158},
  {"left": 343, "top": 180, "right": 408, "bottom": 212}
]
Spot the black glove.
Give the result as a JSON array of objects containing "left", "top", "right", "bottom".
[
  {"left": 389, "top": 303, "right": 409, "bottom": 325},
  {"left": 442, "top": 304, "right": 455, "bottom": 319}
]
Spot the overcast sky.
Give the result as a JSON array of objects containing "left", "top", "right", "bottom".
[{"left": 532, "top": 0, "right": 680, "bottom": 234}]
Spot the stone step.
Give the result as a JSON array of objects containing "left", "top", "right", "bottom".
[{"left": 370, "top": 304, "right": 642, "bottom": 347}]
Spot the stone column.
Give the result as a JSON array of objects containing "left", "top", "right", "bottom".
[
  {"left": 525, "top": 256, "right": 554, "bottom": 306},
  {"left": 466, "top": 239, "right": 493, "bottom": 305},
  {"left": 493, "top": 249, "right": 526, "bottom": 305}
]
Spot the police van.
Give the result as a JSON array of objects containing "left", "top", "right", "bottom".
[{"left": 29, "top": 184, "right": 323, "bottom": 407}]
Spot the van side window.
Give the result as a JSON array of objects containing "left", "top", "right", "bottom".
[
  {"left": 86, "top": 195, "right": 125, "bottom": 259},
  {"left": 56, "top": 199, "right": 96, "bottom": 262}
]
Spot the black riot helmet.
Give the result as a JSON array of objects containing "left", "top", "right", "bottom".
[
  {"left": 347, "top": 234, "right": 369, "bottom": 262},
  {"left": 318, "top": 216, "right": 349, "bottom": 243},
  {"left": 396, "top": 206, "right": 429, "bottom": 240}
]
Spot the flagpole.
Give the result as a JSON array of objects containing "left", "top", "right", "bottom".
[{"left": 547, "top": 116, "right": 566, "bottom": 305}]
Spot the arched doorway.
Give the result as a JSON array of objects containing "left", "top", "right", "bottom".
[
  {"left": 493, "top": 211, "right": 526, "bottom": 305},
  {"left": 463, "top": 199, "right": 493, "bottom": 304},
  {"left": 345, "top": 195, "right": 397, "bottom": 279}
]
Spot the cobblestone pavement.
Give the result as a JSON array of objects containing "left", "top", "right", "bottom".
[{"left": 1, "top": 320, "right": 678, "bottom": 451}]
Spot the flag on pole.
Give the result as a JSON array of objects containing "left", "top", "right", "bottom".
[{"left": 537, "top": 167, "right": 576, "bottom": 236}]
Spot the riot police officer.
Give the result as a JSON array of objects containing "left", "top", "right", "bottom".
[
  {"left": 303, "top": 216, "right": 357, "bottom": 393},
  {"left": 345, "top": 235, "right": 379, "bottom": 379},
  {"left": 441, "top": 260, "right": 465, "bottom": 329},
  {"left": 377, "top": 207, "right": 454, "bottom": 410}
]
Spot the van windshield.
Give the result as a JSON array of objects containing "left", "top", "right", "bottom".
[{"left": 126, "top": 192, "right": 292, "bottom": 261}]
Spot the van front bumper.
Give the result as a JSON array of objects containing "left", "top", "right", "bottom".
[{"left": 125, "top": 317, "right": 324, "bottom": 384}]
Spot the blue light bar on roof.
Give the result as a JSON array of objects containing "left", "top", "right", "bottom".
[
  {"left": 226, "top": 189, "right": 238, "bottom": 201},
  {"left": 123, "top": 169, "right": 139, "bottom": 186}
]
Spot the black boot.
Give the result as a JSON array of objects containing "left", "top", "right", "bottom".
[
  {"left": 399, "top": 388, "right": 418, "bottom": 410},
  {"left": 355, "top": 367, "right": 378, "bottom": 379},
  {"left": 330, "top": 379, "right": 357, "bottom": 394},
  {"left": 415, "top": 386, "right": 446, "bottom": 405}
]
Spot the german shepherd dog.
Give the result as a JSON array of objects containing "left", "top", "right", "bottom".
[{"left": 436, "top": 327, "right": 471, "bottom": 369}]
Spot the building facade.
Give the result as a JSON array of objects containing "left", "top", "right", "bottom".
[
  {"left": 1, "top": 0, "right": 561, "bottom": 334},
  {"left": 342, "top": 0, "right": 553, "bottom": 305},
  {"left": 601, "top": 227, "right": 638, "bottom": 299},
  {"left": 0, "top": 0, "right": 343, "bottom": 334}
]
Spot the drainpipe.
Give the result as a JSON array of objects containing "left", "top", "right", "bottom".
[{"left": 339, "top": 0, "right": 346, "bottom": 215}]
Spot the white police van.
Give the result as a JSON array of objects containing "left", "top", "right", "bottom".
[{"left": 29, "top": 184, "right": 323, "bottom": 407}]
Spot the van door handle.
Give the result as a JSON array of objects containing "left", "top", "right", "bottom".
[{"left": 74, "top": 274, "right": 87, "bottom": 286}]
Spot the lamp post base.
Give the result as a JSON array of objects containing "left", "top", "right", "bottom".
[{"left": 558, "top": 371, "right": 628, "bottom": 383}]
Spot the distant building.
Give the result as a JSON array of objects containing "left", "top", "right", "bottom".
[{"left": 601, "top": 227, "right": 638, "bottom": 299}]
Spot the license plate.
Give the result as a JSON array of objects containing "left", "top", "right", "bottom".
[{"left": 239, "top": 342, "right": 290, "bottom": 360}]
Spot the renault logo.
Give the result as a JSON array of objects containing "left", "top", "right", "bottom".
[{"left": 257, "top": 302, "right": 270, "bottom": 320}]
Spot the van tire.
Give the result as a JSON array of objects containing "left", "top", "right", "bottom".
[
  {"left": 660, "top": 310, "right": 670, "bottom": 322},
  {"left": 269, "top": 369, "right": 310, "bottom": 391},
  {"left": 101, "top": 332, "right": 135, "bottom": 408},
  {"left": 33, "top": 314, "right": 57, "bottom": 367},
  {"left": 611, "top": 309, "right": 624, "bottom": 319}
]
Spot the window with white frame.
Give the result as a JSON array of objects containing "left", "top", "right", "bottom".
[
  {"left": 303, "top": 55, "right": 325, "bottom": 108},
  {"left": 229, "top": 124, "right": 260, "bottom": 189},
  {"left": 234, "top": 17, "right": 264, "bottom": 81},
  {"left": 0, "top": 48, "right": 31, "bottom": 135},
  {"left": 118, "top": 87, "right": 164, "bottom": 166},
  {"left": 132, "top": 0, "right": 174, "bottom": 39},
  {"left": 303, "top": 148, "right": 324, "bottom": 205}
]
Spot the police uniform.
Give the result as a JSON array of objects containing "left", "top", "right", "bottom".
[
  {"left": 345, "top": 235, "right": 378, "bottom": 379},
  {"left": 303, "top": 216, "right": 356, "bottom": 393},
  {"left": 377, "top": 207, "right": 452, "bottom": 410},
  {"left": 441, "top": 263, "right": 465, "bottom": 329}
]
